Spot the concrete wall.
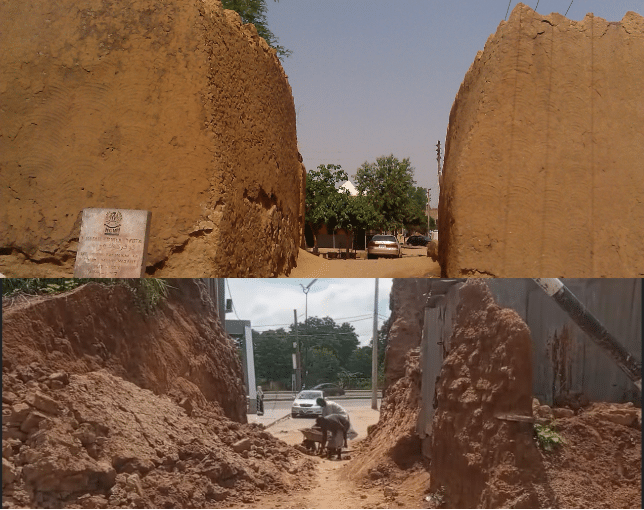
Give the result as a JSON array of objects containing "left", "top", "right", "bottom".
[{"left": 418, "top": 279, "right": 642, "bottom": 441}]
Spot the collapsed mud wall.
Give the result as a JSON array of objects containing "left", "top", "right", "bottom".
[
  {"left": 429, "top": 280, "right": 548, "bottom": 508},
  {"left": 383, "top": 279, "right": 431, "bottom": 392},
  {"left": 2, "top": 366, "right": 315, "bottom": 509},
  {"left": 0, "top": 0, "right": 304, "bottom": 277},
  {"left": 345, "top": 350, "right": 423, "bottom": 483},
  {"left": 2, "top": 279, "right": 247, "bottom": 422},
  {"left": 438, "top": 4, "right": 644, "bottom": 277}
]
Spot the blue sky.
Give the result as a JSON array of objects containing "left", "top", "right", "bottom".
[
  {"left": 226, "top": 278, "right": 393, "bottom": 346},
  {"left": 266, "top": 0, "right": 643, "bottom": 202}
]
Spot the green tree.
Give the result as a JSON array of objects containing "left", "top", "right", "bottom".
[
  {"left": 305, "top": 164, "right": 348, "bottom": 250},
  {"left": 248, "top": 316, "right": 362, "bottom": 389},
  {"left": 404, "top": 186, "right": 436, "bottom": 234},
  {"left": 334, "top": 192, "right": 380, "bottom": 254},
  {"left": 346, "top": 346, "right": 372, "bottom": 379},
  {"left": 376, "top": 316, "right": 391, "bottom": 367},
  {"left": 252, "top": 328, "right": 292, "bottom": 387},
  {"left": 306, "top": 347, "right": 341, "bottom": 386},
  {"left": 297, "top": 316, "right": 360, "bottom": 387},
  {"left": 354, "top": 155, "right": 418, "bottom": 232},
  {"left": 300, "top": 317, "right": 359, "bottom": 365},
  {"left": 306, "top": 164, "right": 379, "bottom": 251},
  {"left": 221, "top": 0, "right": 291, "bottom": 60}
]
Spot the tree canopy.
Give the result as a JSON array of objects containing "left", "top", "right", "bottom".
[
  {"left": 404, "top": 186, "right": 436, "bottom": 233},
  {"left": 305, "top": 164, "right": 379, "bottom": 248},
  {"left": 221, "top": 0, "right": 291, "bottom": 60},
  {"left": 306, "top": 347, "right": 341, "bottom": 386},
  {"left": 354, "top": 154, "right": 419, "bottom": 232},
  {"left": 305, "top": 164, "right": 348, "bottom": 242},
  {"left": 251, "top": 328, "right": 293, "bottom": 388},
  {"left": 250, "top": 315, "right": 365, "bottom": 389}
]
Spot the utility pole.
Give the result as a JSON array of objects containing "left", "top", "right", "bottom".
[
  {"left": 426, "top": 188, "right": 431, "bottom": 235},
  {"left": 436, "top": 140, "right": 442, "bottom": 184},
  {"left": 371, "top": 278, "right": 379, "bottom": 410},
  {"left": 300, "top": 279, "right": 318, "bottom": 388},
  {"left": 293, "top": 310, "right": 302, "bottom": 392}
]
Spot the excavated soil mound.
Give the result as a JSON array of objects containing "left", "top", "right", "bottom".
[
  {"left": 438, "top": 3, "right": 644, "bottom": 277},
  {"left": 2, "top": 368, "right": 316, "bottom": 508},
  {"left": 2, "top": 280, "right": 246, "bottom": 422},
  {"left": 536, "top": 402, "right": 642, "bottom": 508},
  {"left": 429, "top": 280, "right": 549, "bottom": 508},
  {"left": 344, "top": 349, "right": 430, "bottom": 502},
  {"left": 0, "top": 0, "right": 304, "bottom": 277}
]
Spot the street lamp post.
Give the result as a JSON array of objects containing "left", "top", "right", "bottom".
[{"left": 299, "top": 279, "right": 318, "bottom": 388}]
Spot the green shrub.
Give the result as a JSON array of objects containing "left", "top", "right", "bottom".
[
  {"left": 2, "top": 278, "right": 169, "bottom": 313},
  {"left": 534, "top": 423, "right": 565, "bottom": 451}
]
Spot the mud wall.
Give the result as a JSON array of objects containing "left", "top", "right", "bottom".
[
  {"left": 428, "top": 281, "right": 546, "bottom": 508},
  {"left": 2, "top": 279, "right": 248, "bottom": 422},
  {"left": 418, "top": 278, "right": 642, "bottom": 443},
  {"left": 383, "top": 279, "right": 431, "bottom": 392},
  {"left": 0, "top": 0, "right": 304, "bottom": 277},
  {"left": 438, "top": 4, "right": 644, "bottom": 277}
]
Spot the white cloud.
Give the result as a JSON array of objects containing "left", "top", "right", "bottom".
[{"left": 225, "top": 279, "right": 393, "bottom": 346}]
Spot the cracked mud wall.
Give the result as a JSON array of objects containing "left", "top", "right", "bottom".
[
  {"left": 438, "top": 3, "right": 644, "bottom": 277},
  {"left": 0, "top": 0, "right": 304, "bottom": 277}
]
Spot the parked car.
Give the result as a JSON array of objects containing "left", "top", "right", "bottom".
[
  {"left": 291, "top": 390, "right": 324, "bottom": 418},
  {"left": 312, "top": 383, "right": 345, "bottom": 397},
  {"left": 406, "top": 235, "right": 430, "bottom": 246},
  {"left": 367, "top": 235, "right": 402, "bottom": 259}
]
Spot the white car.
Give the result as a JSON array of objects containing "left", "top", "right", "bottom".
[
  {"left": 367, "top": 235, "right": 402, "bottom": 259},
  {"left": 291, "top": 390, "right": 324, "bottom": 418}
]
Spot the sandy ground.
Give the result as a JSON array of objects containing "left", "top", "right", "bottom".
[
  {"left": 282, "top": 248, "right": 441, "bottom": 278},
  {"left": 249, "top": 406, "right": 430, "bottom": 509}
]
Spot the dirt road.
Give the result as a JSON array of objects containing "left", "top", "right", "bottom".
[
  {"left": 250, "top": 457, "right": 390, "bottom": 509},
  {"left": 247, "top": 405, "right": 430, "bottom": 509},
  {"left": 282, "top": 248, "right": 440, "bottom": 278}
]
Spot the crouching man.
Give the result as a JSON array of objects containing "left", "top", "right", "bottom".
[{"left": 315, "top": 415, "right": 349, "bottom": 460}]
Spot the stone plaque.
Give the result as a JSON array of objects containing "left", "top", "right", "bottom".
[{"left": 73, "top": 208, "right": 152, "bottom": 278}]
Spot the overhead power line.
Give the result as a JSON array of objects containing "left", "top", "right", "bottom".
[
  {"left": 252, "top": 313, "right": 380, "bottom": 330},
  {"left": 253, "top": 316, "right": 377, "bottom": 330}
]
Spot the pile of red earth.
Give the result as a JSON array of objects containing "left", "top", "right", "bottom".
[
  {"left": 2, "top": 365, "right": 315, "bottom": 508},
  {"left": 2, "top": 283, "right": 316, "bottom": 508},
  {"left": 343, "top": 349, "right": 430, "bottom": 506},
  {"left": 532, "top": 398, "right": 642, "bottom": 508}
]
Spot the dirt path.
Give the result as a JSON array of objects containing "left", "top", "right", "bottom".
[
  {"left": 248, "top": 406, "right": 429, "bottom": 509},
  {"left": 282, "top": 248, "right": 441, "bottom": 278},
  {"left": 250, "top": 456, "right": 388, "bottom": 509}
]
